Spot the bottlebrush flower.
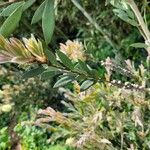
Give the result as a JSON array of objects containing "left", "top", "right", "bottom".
[{"left": 60, "top": 40, "right": 86, "bottom": 62}]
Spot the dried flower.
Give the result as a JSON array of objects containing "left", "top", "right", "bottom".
[
  {"left": 132, "top": 106, "right": 144, "bottom": 131},
  {"left": 60, "top": 40, "right": 85, "bottom": 61},
  {"left": 37, "top": 107, "right": 69, "bottom": 125},
  {"left": 100, "top": 138, "right": 111, "bottom": 144},
  {"left": 75, "top": 132, "right": 91, "bottom": 148},
  {"left": 92, "top": 111, "right": 103, "bottom": 124},
  {"left": 101, "top": 57, "right": 133, "bottom": 78}
]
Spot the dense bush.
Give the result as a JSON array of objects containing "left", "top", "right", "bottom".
[{"left": 0, "top": 0, "right": 150, "bottom": 149}]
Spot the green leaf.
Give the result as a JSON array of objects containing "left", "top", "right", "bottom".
[
  {"left": 0, "top": 4, "right": 24, "bottom": 37},
  {"left": 0, "top": 0, "right": 35, "bottom": 17},
  {"left": 31, "top": 1, "right": 46, "bottom": 24},
  {"left": 113, "top": 9, "right": 138, "bottom": 26},
  {"left": 46, "top": 66, "right": 59, "bottom": 71},
  {"left": 40, "top": 66, "right": 60, "bottom": 80},
  {"left": 22, "top": 66, "right": 45, "bottom": 79},
  {"left": 74, "top": 63, "right": 87, "bottom": 75},
  {"left": 124, "top": 18, "right": 138, "bottom": 26},
  {"left": 90, "top": 69, "right": 99, "bottom": 80},
  {"left": 23, "top": 0, "right": 36, "bottom": 10},
  {"left": 0, "top": 2, "right": 24, "bottom": 16},
  {"left": 41, "top": 70, "right": 60, "bottom": 80},
  {"left": 80, "top": 80, "right": 94, "bottom": 91},
  {"left": 130, "top": 43, "right": 148, "bottom": 49},
  {"left": 42, "top": 0, "right": 55, "bottom": 44},
  {"left": 44, "top": 49, "right": 60, "bottom": 66},
  {"left": 125, "top": 9, "right": 135, "bottom": 19},
  {"left": 78, "top": 59, "right": 91, "bottom": 73},
  {"left": 57, "top": 50, "right": 74, "bottom": 70},
  {"left": 53, "top": 76, "right": 74, "bottom": 88}
]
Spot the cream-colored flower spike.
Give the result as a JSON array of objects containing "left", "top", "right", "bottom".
[
  {"left": 0, "top": 35, "right": 47, "bottom": 64},
  {"left": 60, "top": 40, "right": 86, "bottom": 62}
]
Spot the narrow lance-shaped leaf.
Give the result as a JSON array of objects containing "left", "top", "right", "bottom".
[
  {"left": 0, "top": 2, "right": 24, "bottom": 16},
  {"left": 31, "top": 1, "right": 46, "bottom": 24},
  {"left": 0, "top": 4, "right": 24, "bottom": 37},
  {"left": 42, "top": 0, "right": 55, "bottom": 45},
  {"left": 23, "top": 0, "right": 36, "bottom": 10},
  {"left": 44, "top": 49, "right": 60, "bottom": 66},
  {"left": 57, "top": 50, "right": 74, "bottom": 70},
  {"left": 53, "top": 76, "right": 74, "bottom": 88},
  {"left": 130, "top": 43, "right": 148, "bottom": 49},
  {"left": 22, "top": 66, "right": 45, "bottom": 79},
  {"left": 80, "top": 80, "right": 94, "bottom": 91},
  {"left": 0, "top": 0, "right": 36, "bottom": 17},
  {"left": 113, "top": 9, "right": 138, "bottom": 26},
  {"left": 78, "top": 59, "right": 91, "bottom": 73},
  {"left": 41, "top": 69, "right": 60, "bottom": 80}
]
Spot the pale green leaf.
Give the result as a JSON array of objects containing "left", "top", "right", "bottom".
[
  {"left": 0, "top": 4, "right": 24, "bottom": 37},
  {"left": 54, "top": 76, "right": 74, "bottom": 88},
  {"left": 0, "top": 2, "right": 24, "bottom": 16},
  {"left": 31, "top": 1, "right": 46, "bottom": 24},
  {"left": 42, "top": 0, "right": 55, "bottom": 44},
  {"left": 80, "top": 80, "right": 94, "bottom": 91},
  {"left": 130, "top": 43, "right": 148, "bottom": 49},
  {"left": 113, "top": 9, "right": 138, "bottom": 26},
  {"left": 23, "top": 0, "right": 36, "bottom": 10}
]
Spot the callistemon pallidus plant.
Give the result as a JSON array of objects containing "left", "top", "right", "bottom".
[
  {"left": 0, "top": 0, "right": 149, "bottom": 149},
  {"left": 0, "top": 35, "right": 46, "bottom": 64}
]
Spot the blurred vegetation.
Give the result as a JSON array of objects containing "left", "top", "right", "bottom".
[{"left": 0, "top": 0, "right": 150, "bottom": 150}]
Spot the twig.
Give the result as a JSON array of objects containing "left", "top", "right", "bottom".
[
  {"left": 71, "top": 0, "right": 118, "bottom": 50},
  {"left": 126, "top": 0, "right": 150, "bottom": 42},
  {"left": 126, "top": 0, "right": 150, "bottom": 56},
  {"left": 51, "top": 62, "right": 150, "bottom": 92},
  {"left": 121, "top": 132, "right": 124, "bottom": 150}
]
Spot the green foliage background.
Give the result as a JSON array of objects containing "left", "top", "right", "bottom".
[{"left": 0, "top": 0, "right": 150, "bottom": 149}]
